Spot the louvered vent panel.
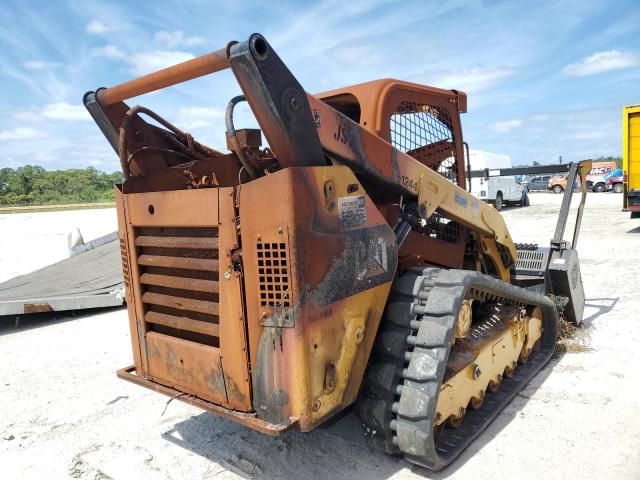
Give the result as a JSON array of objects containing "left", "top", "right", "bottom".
[
  {"left": 119, "top": 238, "right": 131, "bottom": 290},
  {"left": 515, "top": 248, "right": 549, "bottom": 276},
  {"left": 134, "top": 226, "right": 220, "bottom": 346}
]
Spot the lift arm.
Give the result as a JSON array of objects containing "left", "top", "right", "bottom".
[
  {"left": 88, "top": 33, "right": 517, "bottom": 277},
  {"left": 227, "top": 35, "right": 517, "bottom": 274}
]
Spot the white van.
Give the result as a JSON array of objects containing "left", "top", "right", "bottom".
[{"left": 466, "top": 149, "right": 528, "bottom": 210}]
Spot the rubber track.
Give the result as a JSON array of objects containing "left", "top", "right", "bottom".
[{"left": 355, "top": 267, "right": 558, "bottom": 471}]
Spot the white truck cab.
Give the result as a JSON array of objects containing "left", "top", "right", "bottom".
[{"left": 466, "top": 150, "right": 527, "bottom": 210}]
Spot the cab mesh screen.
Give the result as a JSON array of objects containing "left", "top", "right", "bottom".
[{"left": 390, "top": 101, "right": 457, "bottom": 183}]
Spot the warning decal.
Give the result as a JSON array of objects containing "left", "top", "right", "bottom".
[{"left": 356, "top": 237, "right": 389, "bottom": 281}]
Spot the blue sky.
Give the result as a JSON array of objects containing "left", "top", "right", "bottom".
[{"left": 0, "top": 0, "right": 638, "bottom": 171}]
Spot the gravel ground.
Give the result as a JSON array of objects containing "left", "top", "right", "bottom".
[{"left": 1, "top": 192, "right": 639, "bottom": 479}]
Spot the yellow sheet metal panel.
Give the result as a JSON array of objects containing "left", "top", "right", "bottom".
[
  {"left": 623, "top": 106, "right": 640, "bottom": 193},
  {"left": 239, "top": 166, "right": 397, "bottom": 431},
  {"left": 629, "top": 113, "right": 640, "bottom": 191}
]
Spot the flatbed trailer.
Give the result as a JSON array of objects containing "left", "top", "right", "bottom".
[
  {"left": 0, "top": 235, "right": 124, "bottom": 316},
  {"left": 467, "top": 163, "right": 575, "bottom": 179}
]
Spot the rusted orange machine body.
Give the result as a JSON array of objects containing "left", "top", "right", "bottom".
[
  {"left": 115, "top": 165, "right": 396, "bottom": 432},
  {"left": 86, "top": 34, "right": 584, "bottom": 470}
]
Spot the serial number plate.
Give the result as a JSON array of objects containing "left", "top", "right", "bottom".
[{"left": 338, "top": 195, "right": 366, "bottom": 231}]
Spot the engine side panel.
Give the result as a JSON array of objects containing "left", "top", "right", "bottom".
[
  {"left": 116, "top": 186, "right": 252, "bottom": 411},
  {"left": 239, "top": 166, "right": 397, "bottom": 430}
]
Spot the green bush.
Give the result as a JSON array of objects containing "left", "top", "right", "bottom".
[{"left": 0, "top": 166, "right": 123, "bottom": 206}]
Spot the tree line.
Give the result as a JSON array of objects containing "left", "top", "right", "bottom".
[
  {"left": 590, "top": 156, "right": 622, "bottom": 168},
  {"left": 0, "top": 166, "right": 123, "bottom": 206}
]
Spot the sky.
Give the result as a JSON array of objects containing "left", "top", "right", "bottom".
[{"left": 0, "top": 0, "right": 638, "bottom": 172}]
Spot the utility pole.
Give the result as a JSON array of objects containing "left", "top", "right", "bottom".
[{"left": 559, "top": 155, "right": 562, "bottom": 164}]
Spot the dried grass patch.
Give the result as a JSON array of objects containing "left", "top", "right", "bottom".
[{"left": 549, "top": 295, "right": 592, "bottom": 357}]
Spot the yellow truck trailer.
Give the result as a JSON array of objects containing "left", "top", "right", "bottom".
[{"left": 623, "top": 105, "right": 640, "bottom": 218}]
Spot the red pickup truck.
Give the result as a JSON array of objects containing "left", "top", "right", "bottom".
[{"left": 605, "top": 168, "right": 623, "bottom": 193}]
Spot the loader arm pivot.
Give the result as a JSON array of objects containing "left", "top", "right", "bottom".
[{"left": 227, "top": 35, "right": 516, "bottom": 277}]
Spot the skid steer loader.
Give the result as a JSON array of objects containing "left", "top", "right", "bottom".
[{"left": 85, "top": 34, "right": 590, "bottom": 470}]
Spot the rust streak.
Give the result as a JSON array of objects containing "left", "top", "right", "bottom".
[
  {"left": 138, "top": 254, "right": 219, "bottom": 271},
  {"left": 145, "top": 311, "right": 220, "bottom": 337},
  {"left": 142, "top": 291, "right": 219, "bottom": 315},
  {"left": 135, "top": 235, "right": 219, "bottom": 250},
  {"left": 140, "top": 273, "right": 219, "bottom": 293}
]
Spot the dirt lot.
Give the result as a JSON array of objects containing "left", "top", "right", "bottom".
[{"left": 1, "top": 192, "right": 639, "bottom": 479}]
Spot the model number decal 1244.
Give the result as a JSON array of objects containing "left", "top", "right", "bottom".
[{"left": 400, "top": 176, "right": 418, "bottom": 192}]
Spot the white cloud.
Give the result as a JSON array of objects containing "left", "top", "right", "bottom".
[
  {"left": 91, "top": 44, "right": 126, "bottom": 60},
  {"left": 569, "top": 131, "right": 608, "bottom": 140},
  {"left": 563, "top": 50, "right": 640, "bottom": 76},
  {"left": 327, "top": 44, "right": 384, "bottom": 67},
  {"left": 531, "top": 114, "right": 550, "bottom": 122},
  {"left": 174, "top": 106, "right": 225, "bottom": 130},
  {"left": 86, "top": 20, "right": 109, "bottom": 35},
  {"left": 0, "top": 127, "right": 47, "bottom": 141},
  {"left": 491, "top": 119, "right": 523, "bottom": 133},
  {"left": 90, "top": 44, "right": 195, "bottom": 76},
  {"left": 3, "top": 134, "right": 120, "bottom": 170},
  {"left": 1, "top": 59, "right": 69, "bottom": 101},
  {"left": 128, "top": 51, "right": 195, "bottom": 75},
  {"left": 426, "top": 67, "right": 515, "bottom": 93},
  {"left": 474, "top": 107, "right": 621, "bottom": 165},
  {"left": 268, "top": 0, "right": 455, "bottom": 63},
  {"left": 490, "top": 114, "right": 550, "bottom": 134},
  {"left": 42, "top": 103, "right": 90, "bottom": 121},
  {"left": 14, "top": 103, "right": 90, "bottom": 122},
  {"left": 23, "top": 61, "right": 62, "bottom": 70},
  {"left": 155, "top": 30, "right": 204, "bottom": 49}
]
